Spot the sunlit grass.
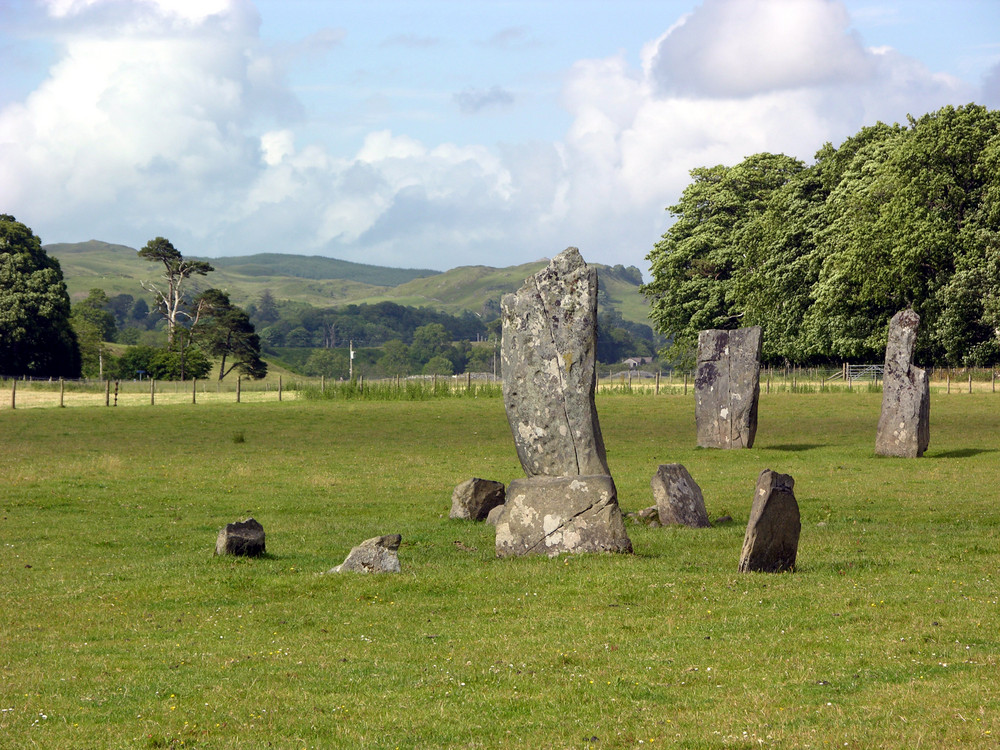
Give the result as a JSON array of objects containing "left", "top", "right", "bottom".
[{"left": 1, "top": 393, "right": 998, "bottom": 748}]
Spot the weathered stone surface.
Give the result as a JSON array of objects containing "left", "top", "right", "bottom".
[
  {"left": 485, "top": 504, "right": 506, "bottom": 526},
  {"left": 215, "top": 518, "right": 265, "bottom": 557},
  {"left": 738, "top": 470, "right": 800, "bottom": 573},
  {"left": 500, "top": 247, "right": 609, "bottom": 477},
  {"left": 651, "top": 464, "right": 711, "bottom": 527},
  {"left": 876, "top": 309, "right": 930, "bottom": 457},
  {"left": 450, "top": 478, "right": 506, "bottom": 521},
  {"left": 695, "top": 327, "right": 762, "bottom": 449},
  {"left": 328, "top": 534, "right": 401, "bottom": 574},
  {"left": 495, "top": 475, "right": 632, "bottom": 557}
]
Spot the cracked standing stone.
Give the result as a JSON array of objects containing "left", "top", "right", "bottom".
[
  {"left": 875, "top": 309, "right": 930, "bottom": 458},
  {"left": 496, "top": 248, "right": 630, "bottom": 556},
  {"left": 695, "top": 326, "right": 762, "bottom": 449}
]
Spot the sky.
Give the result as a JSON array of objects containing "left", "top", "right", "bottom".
[{"left": 1, "top": 0, "right": 999, "bottom": 275}]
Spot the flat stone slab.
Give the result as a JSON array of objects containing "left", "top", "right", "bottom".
[
  {"left": 876, "top": 309, "right": 930, "bottom": 457},
  {"left": 500, "top": 247, "right": 609, "bottom": 477},
  {"left": 651, "top": 464, "right": 710, "bottom": 528},
  {"left": 495, "top": 475, "right": 632, "bottom": 557},
  {"left": 695, "top": 326, "right": 762, "bottom": 449},
  {"left": 215, "top": 518, "right": 265, "bottom": 557},
  {"left": 738, "top": 470, "right": 800, "bottom": 573},
  {"left": 327, "top": 534, "right": 402, "bottom": 574},
  {"left": 450, "top": 478, "right": 506, "bottom": 521}
]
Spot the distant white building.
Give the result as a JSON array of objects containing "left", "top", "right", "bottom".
[{"left": 623, "top": 356, "right": 654, "bottom": 370}]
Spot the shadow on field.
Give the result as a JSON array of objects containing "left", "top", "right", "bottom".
[
  {"left": 929, "top": 448, "right": 997, "bottom": 459},
  {"left": 763, "top": 443, "right": 824, "bottom": 452}
]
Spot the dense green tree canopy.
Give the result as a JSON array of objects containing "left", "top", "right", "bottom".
[
  {"left": 0, "top": 215, "right": 81, "bottom": 376},
  {"left": 193, "top": 289, "right": 267, "bottom": 380},
  {"left": 643, "top": 104, "right": 1000, "bottom": 366}
]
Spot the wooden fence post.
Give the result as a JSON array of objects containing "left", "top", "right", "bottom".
[
  {"left": 192, "top": 378, "right": 197, "bottom": 405},
  {"left": 969, "top": 373, "right": 973, "bottom": 394},
  {"left": 150, "top": 379, "right": 155, "bottom": 406},
  {"left": 237, "top": 376, "right": 242, "bottom": 403},
  {"left": 11, "top": 378, "right": 15, "bottom": 410},
  {"left": 655, "top": 371, "right": 660, "bottom": 395},
  {"left": 114, "top": 380, "right": 119, "bottom": 407},
  {"left": 105, "top": 379, "right": 110, "bottom": 407},
  {"left": 279, "top": 375, "right": 283, "bottom": 402},
  {"left": 683, "top": 371, "right": 688, "bottom": 396},
  {"left": 59, "top": 378, "right": 65, "bottom": 408}
]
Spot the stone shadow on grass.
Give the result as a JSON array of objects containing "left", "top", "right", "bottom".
[
  {"left": 762, "top": 443, "right": 824, "bottom": 452},
  {"left": 927, "top": 448, "right": 997, "bottom": 459}
]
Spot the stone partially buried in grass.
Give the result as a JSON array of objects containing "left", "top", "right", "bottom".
[
  {"left": 450, "top": 478, "right": 506, "bottom": 521},
  {"left": 215, "top": 518, "right": 266, "bottom": 557},
  {"left": 328, "top": 534, "right": 402, "bottom": 574},
  {"left": 651, "top": 463, "right": 711, "bottom": 528},
  {"left": 738, "top": 470, "right": 800, "bottom": 573},
  {"left": 495, "top": 475, "right": 633, "bottom": 557}
]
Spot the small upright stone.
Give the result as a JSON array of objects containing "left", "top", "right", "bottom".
[
  {"left": 450, "top": 478, "right": 506, "bottom": 521},
  {"left": 215, "top": 518, "right": 266, "bottom": 557},
  {"left": 650, "top": 464, "right": 710, "bottom": 528},
  {"left": 695, "top": 326, "right": 762, "bottom": 449},
  {"left": 328, "top": 534, "right": 402, "bottom": 574},
  {"left": 738, "top": 470, "right": 800, "bottom": 573},
  {"left": 875, "top": 309, "right": 930, "bottom": 458}
]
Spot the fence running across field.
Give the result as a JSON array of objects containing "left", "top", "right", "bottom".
[{"left": 3, "top": 366, "right": 999, "bottom": 410}]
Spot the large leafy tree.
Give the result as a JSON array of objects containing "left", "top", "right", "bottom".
[
  {"left": 0, "top": 214, "right": 81, "bottom": 376},
  {"left": 138, "top": 237, "right": 214, "bottom": 347},
  {"left": 641, "top": 153, "right": 805, "bottom": 364},
  {"left": 193, "top": 289, "right": 267, "bottom": 380},
  {"left": 643, "top": 104, "right": 1000, "bottom": 366}
]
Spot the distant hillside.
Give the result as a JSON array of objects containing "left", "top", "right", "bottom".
[
  {"left": 46, "top": 241, "right": 425, "bottom": 308},
  {"left": 347, "top": 261, "right": 651, "bottom": 325},
  {"left": 201, "top": 253, "right": 438, "bottom": 287},
  {"left": 46, "top": 241, "right": 651, "bottom": 327}
]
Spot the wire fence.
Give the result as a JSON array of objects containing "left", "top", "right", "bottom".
[{"left": 3, "top": 366, "right": 999, "bottom": 410}]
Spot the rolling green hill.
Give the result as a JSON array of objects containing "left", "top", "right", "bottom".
[{"left": 45, "top": 241, "right": 651, "bottom": 327}]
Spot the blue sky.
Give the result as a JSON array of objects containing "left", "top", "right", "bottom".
[{"left": 1, "top": 0, "right": 998, "bottom": 275}]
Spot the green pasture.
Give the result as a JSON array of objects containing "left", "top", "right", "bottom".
[{"left": 1, "top": 392, "right": 998, "bottom": 748}]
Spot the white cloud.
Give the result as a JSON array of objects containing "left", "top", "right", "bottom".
[
  {"left": 649, "top": 0, "right": 874, "bottom": 97},
  {"left": 0, "top": 0, "right": 980, "bottom": 272}
]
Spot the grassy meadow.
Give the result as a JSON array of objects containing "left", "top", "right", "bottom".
[{"left": 1, "top": 391, "right": 998, "bottom": 748}]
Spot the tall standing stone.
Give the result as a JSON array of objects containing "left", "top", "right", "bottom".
[
  {"left": 501, "top": 247, "right": 609, "bottom": 477},
  {"left": 738, "top": 469, "right": 800, "bottom": 573},
  {"left": 695, "top": 326, "right": 762, "bottom": 449},
  {"left": 495, "top": 248, "right": 631, "bottom": 557},
  {"left": 876, "top": 309, "right": 930, "bottom": 458}
]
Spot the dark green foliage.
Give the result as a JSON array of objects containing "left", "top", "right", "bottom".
[
  {"left": 0, "top": 215, "right": 81, "bottom": 376},
  {"left": 193, "top": 288, "right": 267, "bottom": 380},
  {"left": 643, "top": 104, "right": 1000, "bottom": 366},
  {"left": 113, "top": 344, "right": 211, "bottom": 380}
]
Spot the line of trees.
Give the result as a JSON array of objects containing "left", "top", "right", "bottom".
[{"left": 642, "top": 103, "right": 1000, "bottom": 366}]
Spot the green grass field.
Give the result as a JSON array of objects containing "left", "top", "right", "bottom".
[{"left": 1, "top": 392, "right": 998, "bottom": 748}]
